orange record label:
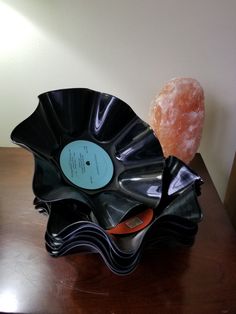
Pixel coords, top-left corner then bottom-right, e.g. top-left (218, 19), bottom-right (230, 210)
top-left (107, 208), bottom-right (154, 235)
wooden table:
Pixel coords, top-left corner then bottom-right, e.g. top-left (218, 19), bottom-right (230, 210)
top-left (0, 148), bottom-right (236, 314)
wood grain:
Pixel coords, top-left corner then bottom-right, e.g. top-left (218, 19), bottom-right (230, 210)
top-left (0, 148), bottom-right (236, 314)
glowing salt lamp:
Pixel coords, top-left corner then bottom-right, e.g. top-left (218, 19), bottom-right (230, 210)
top-left (150, 77), bottom-right (205, 164)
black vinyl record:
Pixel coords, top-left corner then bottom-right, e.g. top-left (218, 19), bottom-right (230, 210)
top-left (11, 88), bottom-right (203, 275)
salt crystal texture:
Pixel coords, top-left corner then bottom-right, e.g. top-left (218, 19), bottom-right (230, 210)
top-left (150, 78), bottom-right (205, 164)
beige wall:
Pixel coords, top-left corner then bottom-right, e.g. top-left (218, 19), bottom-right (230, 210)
top-left (1, 0), bottom-right (236, 200)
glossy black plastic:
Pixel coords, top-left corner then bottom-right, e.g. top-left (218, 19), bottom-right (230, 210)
top-left (11, 88), bottom-right (203, 275)
top-left (11, 88), bottom-right (166, 229)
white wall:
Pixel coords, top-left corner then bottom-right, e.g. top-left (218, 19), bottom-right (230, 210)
top-left (1, 0), bottom-right (236, 200)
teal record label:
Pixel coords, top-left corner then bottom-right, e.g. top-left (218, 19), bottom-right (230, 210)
top-left (60, 140), bottom-right (114, 190)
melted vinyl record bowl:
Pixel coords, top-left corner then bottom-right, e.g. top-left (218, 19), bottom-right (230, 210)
top-left (11, 88), bottom-right (166, 229)
top-left (34, 195), bottom-right (200, 275)
top-left (11, 88), bottom-right (203, 274)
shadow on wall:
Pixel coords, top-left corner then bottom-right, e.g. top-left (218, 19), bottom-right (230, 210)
top-left (2, 0), bottom-right (187, 118)
top-left (200, 94), bottom-right (231, 200)
top-left (3, 1), bottom-right (149, 90)
top-left (224, 153), bottom-right (236, 230)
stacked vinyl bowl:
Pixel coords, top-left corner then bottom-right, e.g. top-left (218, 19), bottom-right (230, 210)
top-left (11, 88), bottom-right (203, 275)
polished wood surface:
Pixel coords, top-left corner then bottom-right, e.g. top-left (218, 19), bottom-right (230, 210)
top-left (1, 148), bottom-right (236, 314)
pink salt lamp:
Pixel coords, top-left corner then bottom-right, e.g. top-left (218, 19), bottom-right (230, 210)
top-left (150, 77), bottom-right (205, 164)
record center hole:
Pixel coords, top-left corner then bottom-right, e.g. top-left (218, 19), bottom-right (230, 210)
top-left (86, 161), bottom-right (91, 166)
